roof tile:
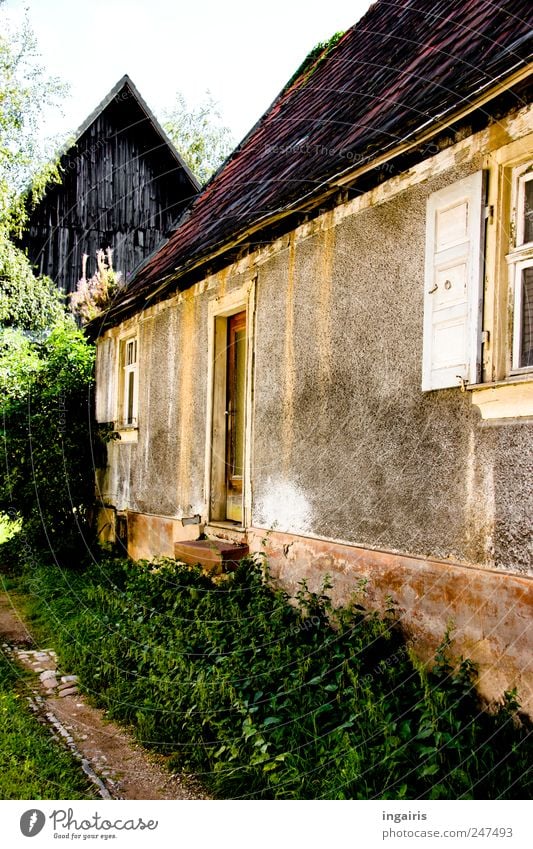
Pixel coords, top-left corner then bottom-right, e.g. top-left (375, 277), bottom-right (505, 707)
top-left (110, 0), bottom-right (533, 320)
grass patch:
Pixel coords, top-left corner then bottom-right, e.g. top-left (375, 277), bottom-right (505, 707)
top-left (13, 553), bottom-right (533, 800)
top-left (0, 649), bottom-right (96, 799)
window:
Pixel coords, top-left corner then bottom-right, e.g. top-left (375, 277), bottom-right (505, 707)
top-left (462, 128), bottom-right (533, 420)
top-left (422, 171), bottom-right (485, 391)
top-left (510, 163), bottom-right (533, 371)
top-left (119, 335), bottom-right (139, 427)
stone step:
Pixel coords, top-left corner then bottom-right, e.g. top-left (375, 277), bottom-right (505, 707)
top-left (174, 539), bottom-right (249, 574)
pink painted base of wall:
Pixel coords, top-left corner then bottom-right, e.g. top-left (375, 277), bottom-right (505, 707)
top-left (96, 507), bottom-right (202, 562)
top-left (246, 528), bottom-right (533, 717)
top-left (128, 512), bottom-right (203, 561)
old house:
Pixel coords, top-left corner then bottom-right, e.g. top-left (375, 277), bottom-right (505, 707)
top-left (94, 0), bottom-right (533, 711)
top-left (22, 75), bottom-right (199, 294)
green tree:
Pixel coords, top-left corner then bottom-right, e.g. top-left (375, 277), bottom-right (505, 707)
top-left (0, 239), bottom-right (65, 331)
top-left (0, 323), bottom-right (95, 558)
top-left (163, 90), bottom-right (235, 185)
top-left (0, 5), bottom-right (96, 561)
top-left (0, 2), bottom-right (65, 227)
top-left (0, 1), bottom-right (66, 329)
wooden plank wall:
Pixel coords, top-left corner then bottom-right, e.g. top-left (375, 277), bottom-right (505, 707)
top-left (22, 92), bottom-right (197, 294)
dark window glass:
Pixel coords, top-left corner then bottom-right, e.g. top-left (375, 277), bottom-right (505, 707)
top-left (127, 371), bottom-right (135, 423)
top-left (520, 266), bottom-right (533, 367)
top-left (524, 179), bottom-right (533, 244)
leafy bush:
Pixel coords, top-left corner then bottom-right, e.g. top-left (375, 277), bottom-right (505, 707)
top-left (0, 3), bottom-right (96, 563)
top-left (18, 554), bottom-right (533, 800)
top-left (0, 320), bottom-right (96, 558)
top-left (0, 237), bottom-right (65, 331)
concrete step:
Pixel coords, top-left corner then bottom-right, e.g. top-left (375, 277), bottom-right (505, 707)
top-left (174, 539), bottom-right (249, 574)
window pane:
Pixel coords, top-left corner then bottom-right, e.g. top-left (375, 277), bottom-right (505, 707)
top-left (127, 370), bottom-right (135, 423)
top-left (520, 266), bottom-right (533, 368)
top-left (524, 179), bottom-right (533, 244)
top-left (126, 340), bottom-right (137, 366)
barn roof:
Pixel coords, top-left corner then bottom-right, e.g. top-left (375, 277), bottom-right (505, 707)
top-left (71, 74), bottom-right (201, 193)
top-left (104, 0), bottom-right (533, 325)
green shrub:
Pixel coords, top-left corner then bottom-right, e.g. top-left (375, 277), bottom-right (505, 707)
top-left (0, 321), bottom-right (95, 559)
top-left (17, 553), bottom-right (532, 800)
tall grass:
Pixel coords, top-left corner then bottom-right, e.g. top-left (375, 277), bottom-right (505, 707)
top-left (17, 554), bottom-right (533, 800)
top-left (0, 649), bottom-right (96, 799)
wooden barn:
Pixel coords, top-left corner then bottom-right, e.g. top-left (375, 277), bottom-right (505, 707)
top-left (21, 75), bottom-right (199, 295)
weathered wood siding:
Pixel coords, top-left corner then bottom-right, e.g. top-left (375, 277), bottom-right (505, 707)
top-left (22, 85), bottom-right (197, 294)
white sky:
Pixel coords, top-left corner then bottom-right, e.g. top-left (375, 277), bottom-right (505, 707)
top-left (3, 0), bottom-right (373, 148)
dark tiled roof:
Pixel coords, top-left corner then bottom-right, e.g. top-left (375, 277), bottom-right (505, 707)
top-left (109, 0), bottom-right (533, 321)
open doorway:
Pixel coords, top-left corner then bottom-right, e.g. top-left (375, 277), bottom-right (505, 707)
top-left (206, 281), bottom-right (255, 527)
top-left (225, 311), bottom-right (246, 522)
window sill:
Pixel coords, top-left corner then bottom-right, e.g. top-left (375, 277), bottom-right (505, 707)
top-left (205, 521), bottom-right (247, 538)
top-left (114, 426), bottom-right (139, 443)
top-left (469, 376), bottom-right (533, 420)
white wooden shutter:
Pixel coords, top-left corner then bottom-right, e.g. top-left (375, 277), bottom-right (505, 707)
top-left (422, 171), bottom-right (485, 391)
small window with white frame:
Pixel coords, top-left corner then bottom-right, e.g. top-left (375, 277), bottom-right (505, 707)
top-left (509, 162), bottom-right (533, 372)
top-left (119, 335), bottom-right (139, 427)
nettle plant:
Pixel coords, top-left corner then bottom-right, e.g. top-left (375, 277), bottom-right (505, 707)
top-left (22, 555), bottom-right (533, 800)
top-left (69, 249), bottom-right (123, 324)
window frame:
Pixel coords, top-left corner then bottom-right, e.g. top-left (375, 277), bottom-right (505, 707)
top-left (512, 163), bottom-right (533, 251)
top-left (509, 160), bottom-right (533, 375)
top-left (118, 333), bottom-right (139, 429)
top-left (511, 259), bottom-right (533, 372)
top-left (469, 129), bottom-right (533, 421)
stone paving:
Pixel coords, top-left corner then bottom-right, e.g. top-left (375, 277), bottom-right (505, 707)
top-left (0, 593), bottom-right (209, 800)
top-left (13, 648), bottom-right (80, 696)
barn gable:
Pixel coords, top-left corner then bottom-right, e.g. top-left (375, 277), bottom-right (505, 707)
top-left (21, 75), bottom-right (199, 294)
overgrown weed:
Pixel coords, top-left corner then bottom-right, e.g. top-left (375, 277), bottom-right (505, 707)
top-left (11, 552), bottom-right (532, 800)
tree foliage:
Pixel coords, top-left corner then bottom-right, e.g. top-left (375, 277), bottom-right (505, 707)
top-left (0, 322), bottom-right (96, 558)
top-left (0, 3), bottom-right (66, 330)
top-left (0, 5), bottom-right (96, 560)
top-left (0, 237), bottom-right (65, 330)
top-left (163, 90), bottom-right (235, 185)
top-left (0, 2), bottom-right (65, 228)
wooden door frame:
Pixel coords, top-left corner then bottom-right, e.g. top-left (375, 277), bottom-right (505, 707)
top-left (204, 279), bottom-right (256, 527)
top-left (226, 310), bottom-right (246, 502)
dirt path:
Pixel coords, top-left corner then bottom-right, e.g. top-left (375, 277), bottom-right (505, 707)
top-left (0, 590), bottom-right (209, 800)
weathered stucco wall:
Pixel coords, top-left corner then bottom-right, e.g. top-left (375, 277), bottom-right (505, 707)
top-left (95, 269), bottom-right (253, 520)
top-left (95, 148), bottom-right (532, 575)
top-left (251, 161), bottom-right (532, 575)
